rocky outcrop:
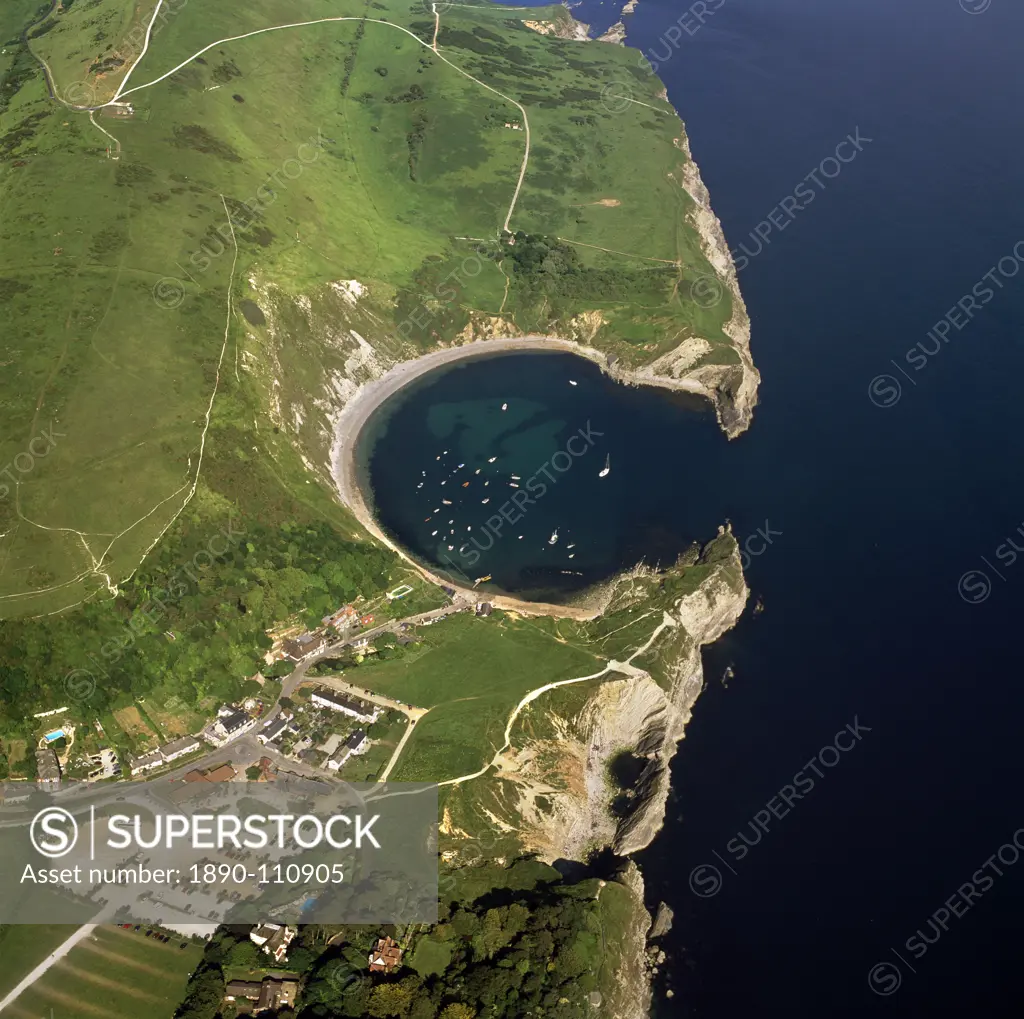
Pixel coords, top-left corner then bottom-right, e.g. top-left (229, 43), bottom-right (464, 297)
top-left (597, 21), bottom-right (627, 44)
top-left (523, 12), bottom-right (591, 41)
top-left (483, 538), bottom-right (748, 862)
top-left (671, 133), bottom-right (761, 437)
top-left (612, 548), bottom-right (748, 855)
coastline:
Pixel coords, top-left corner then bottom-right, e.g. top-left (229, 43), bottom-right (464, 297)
top-left (312, 12), bottom-right (756, 1013)
top-left (328, 333), bottom-right (713, 621)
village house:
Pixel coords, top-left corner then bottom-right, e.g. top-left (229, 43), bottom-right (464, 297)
top-left (128, 747), bottom-right (164, 775)
top-left (322, 604), bottom-right (358, 630)
top-left (310, 688), bottom-right (378, 722)
top-left (224, 977), bottom-right (298, 1013)
top-left (326, 729), bottom-right (368, 772)
top-left (249, 923), bottom-right (296, 963)
top-left (167, 763), bottom-right (237, 803)
top-left (281, 631), bottom-right (328, 662)
top-left (256, 977), bottom-right (298, 1012)
top-left (204, 705), bottom-right (258, 746)
top-left (257, 714), bottom-right (289, 745)
top-left (224, 980), bottom-right (262, 1003)
top-left (368, 935), bottom-right (403, 973)
top-left (129, 734), bottom-right (203, 774)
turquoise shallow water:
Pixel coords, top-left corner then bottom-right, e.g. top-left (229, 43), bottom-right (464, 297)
top-left (358, 350), bottom-right (726, 601)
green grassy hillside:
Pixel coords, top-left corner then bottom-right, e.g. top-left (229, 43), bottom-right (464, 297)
top-left (2, 0), bottom-right (741, 618)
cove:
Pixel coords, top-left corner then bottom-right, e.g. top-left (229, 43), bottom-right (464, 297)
top-left (355, 350), bottom-right (731, 601)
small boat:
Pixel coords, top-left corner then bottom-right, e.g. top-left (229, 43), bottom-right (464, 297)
top-left (474, 575), bottom-right (492, 585)
top-left (484, 481), bottom-right (490, 487)
top-left (568, 554), bottom-right (575, 559)
top-left (501, 403), bottom-right (508, 411)
top-left (416, 483), bottom-right (423, 489)
top-left (424, 517), bottom-right (431, 522)
top-left (475, 469), bottom-right (481, 475)
top-left (441, 480), bottom-right (447, 486)
top-left (518, 535), bottom-right (523, 540)
top-left (436, 456), bottom-right (440, 461)
top-left (569, 380), bottom-right (577, 386)
top-left (457, 463), bottom-right (465, 469)
top-left (567, 543), bottom-right (575, 549)
top-left (482, 498), bottom-right (490, 505)
top-left (548, 529), bottom-right (559, 545)
top-left (462, 481), bottom-right (470, 488)
top-left (467, 526), bottom-right (472, 532)
top-left (433, 507), bottom-right (440, 513)
top-left (511, 474), bottom-right (521, 480)
top-left (509, 483), bottom-right (519, 488)
top-left (599, 454), bottom-right (610, 478)
top-left (442, 499), bottom-right (452, 505)
top-left (431, 530), bottom-right (438, 536)
top-left (488, 457), bottom-right (497, 463)
top-left (447, 545), bottom-right (454, 551)
top-left (448, 519), bottom-right (454, 523)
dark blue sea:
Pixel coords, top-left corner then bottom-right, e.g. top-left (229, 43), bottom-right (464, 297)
top-left (364, 0), bottom-right (1024, 1014)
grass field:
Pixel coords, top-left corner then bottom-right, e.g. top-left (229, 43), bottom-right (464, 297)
top-left (5, 925), bottom-right (203, 1019)
top-left (0, 925), bottom-right (77, 999)
top-left (349, 611), bottom-right (604, 781)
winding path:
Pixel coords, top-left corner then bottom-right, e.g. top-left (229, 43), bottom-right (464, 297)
top-left (107, 7), bottom-right (531, 234)
top-left (435, 611), bottom-right (676, 788)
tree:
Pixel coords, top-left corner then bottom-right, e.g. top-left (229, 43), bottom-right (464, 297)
top-left (174, 965), bottom-right (224, 1019)
top-left (439, 1004), bottom-right (476, 1019)
top-left (287, 945), bottom-right (315, 971)
top-left (228, 939), bottom-right (261, 969)
top-left (368, 983), bottom-right (414, 1018)
top-left (245, 765), bottom-right (262, 781)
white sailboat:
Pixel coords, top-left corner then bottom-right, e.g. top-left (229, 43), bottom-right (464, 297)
top-left (599, 454), bottom-right (610, 478)
top-left (548, 529), bottom-right (559, 545)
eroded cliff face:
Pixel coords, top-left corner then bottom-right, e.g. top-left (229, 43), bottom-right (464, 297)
top-left (670, 133), bottom-right (761, 438)
top-left (481, 540), bottom-right (748, 863)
